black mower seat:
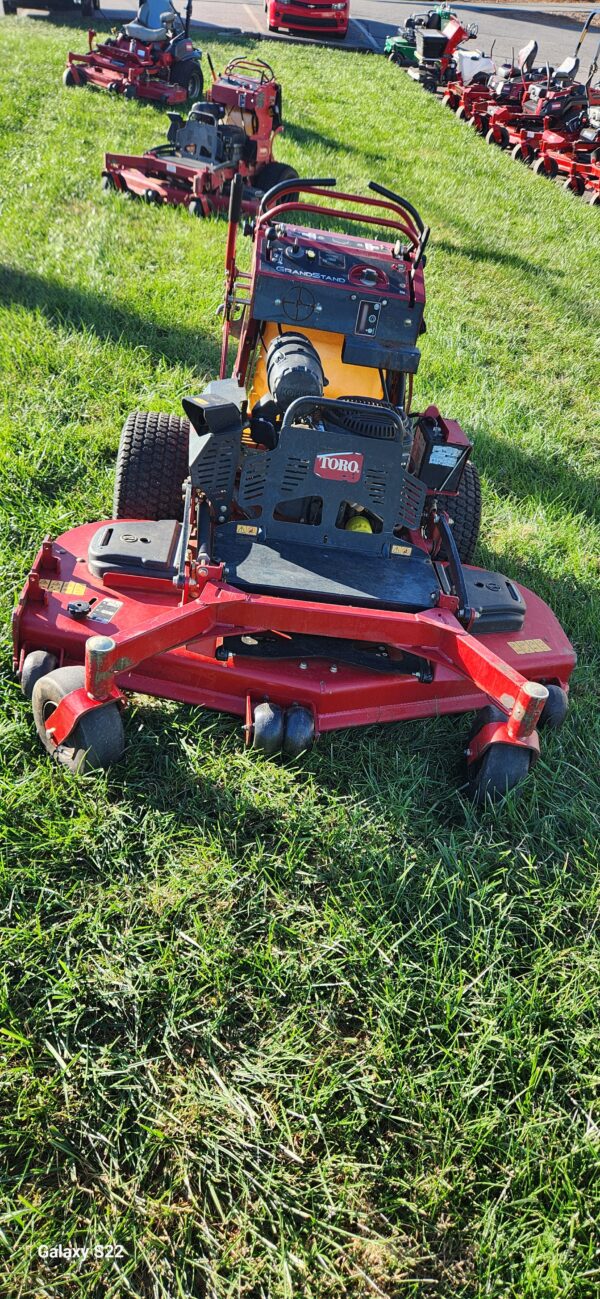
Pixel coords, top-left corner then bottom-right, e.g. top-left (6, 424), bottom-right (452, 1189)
top-left (213, 532), bottom-right (439, 612)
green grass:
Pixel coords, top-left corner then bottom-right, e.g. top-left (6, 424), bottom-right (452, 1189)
top-left (1, 15), bottom-right (600, 1298)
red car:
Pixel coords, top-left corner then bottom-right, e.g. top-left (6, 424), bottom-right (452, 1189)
top-left (265, 0), bottom-right (349, 39)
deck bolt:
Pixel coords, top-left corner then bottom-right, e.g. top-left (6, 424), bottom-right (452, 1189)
top-left (330, 665), bottom-right (338, 674)
top-left (299, 662), bottom-right (307, 670)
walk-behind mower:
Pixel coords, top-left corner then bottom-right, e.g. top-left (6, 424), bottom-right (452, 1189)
top-left (406, 13), bottom-right (484, 92)
top-left (102, 57), bottom-right (297, 216)
top-left (63, 0), bottom-right (203, 105)
top-left (13, 179), bottom-right (575, 801)
top-left (385, 6), bottom-right (453, 67)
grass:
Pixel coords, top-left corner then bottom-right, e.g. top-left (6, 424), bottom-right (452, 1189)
top-left (0, 14), bottom-right (599, 1298)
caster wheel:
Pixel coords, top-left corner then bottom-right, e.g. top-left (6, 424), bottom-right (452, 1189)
top-left (31, 667), bottom-right (124, 773)
top-left (485, 127), bottom-right (498, 146)
top-left (588, 191), bottom-right (600, 206)
top-left (282, 706), bottom-right (315, 758)
top-left (124, 85), bottom-right (138, 100)
top-left (145, 188), bottom-right (159, 204)
top-left (101, 173), bottom-right (116, 192)
top-left (538, 684), bottom-right (568, 730)
top-left (533, 157), bottom-right (552, 178)
top-left (123, 187), bottom-right (136, 200)
top-left (252, 702), bottom-right (284, 756)
top-left (465, 706), bottom-right (531, 804)
top-left (21, 650), bottom-right (58, 700)
top-left (63, 68), bottom-right (78, 88)
top-left (467, 742), bottom-right (531, 805)
top-left (472, 114), bottom-right (488, 135)
top-left (456, 105), bottom-right (467, 121)
top-left (108, 80), bottom-right (121, 94)
top-left (188, 200), bottom-right (204, 217)
top-left (511, 143), bottom-right (532, 164)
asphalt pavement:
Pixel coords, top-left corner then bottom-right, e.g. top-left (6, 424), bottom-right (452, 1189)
top-left (5, 0), bottom-right (599, 77)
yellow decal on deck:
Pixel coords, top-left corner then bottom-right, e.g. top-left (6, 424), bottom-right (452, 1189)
top-left (508, 639), bottom-right (551, 655)
top-left (391, 544), bottom-right (412, 556)
top-left (237, 524), bottom-right (259, 537)
top-left (39, 580), bottom-right (87, 596)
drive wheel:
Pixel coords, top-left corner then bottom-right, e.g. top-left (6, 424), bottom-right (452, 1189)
top-left (21, 650), bottom-right (59, 700)
top-left (175, 61), bottom-right (204, 103)
top-left (254, 161), bottom-right (299, 202)
top-left (32, 667), bottom-right (124, 773)
top-left (252, 702), bottom-right (284, 755)
top-left (113, 411), bottom-right (190, 522)
top-left (439, 461), bottom-right (482, 565)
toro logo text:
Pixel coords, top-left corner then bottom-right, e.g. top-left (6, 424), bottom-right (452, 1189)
top-left (313, 452), bottom-right (364, 483)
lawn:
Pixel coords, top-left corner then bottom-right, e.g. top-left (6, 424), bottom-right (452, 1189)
top-left (0, 15), bottom-right (599, 1298)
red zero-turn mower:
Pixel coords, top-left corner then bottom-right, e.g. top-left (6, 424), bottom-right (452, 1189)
top-left (13, 178), bottom-right (575, 801)
top-left (533, 112), bottom-right (600, 199)
top-left (485, 26), bottom-right (600, 160)
top-left (443, 40), bottom-right (549, 134)
top-left (102, 57), bottom-right (297, 216)
top-left (63, 0), bottom-right (203, 105)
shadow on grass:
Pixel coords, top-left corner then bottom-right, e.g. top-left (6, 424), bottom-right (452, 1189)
top-left (471, 424), bottom-right (600, 528)
top-left (0, 264), bottom-right (222, 377)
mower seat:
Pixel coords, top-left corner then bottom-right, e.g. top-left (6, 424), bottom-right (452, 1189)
top-left (553, 56), bottom-right (578, 81)
top-left (124, 20), bottom-right (170, 41)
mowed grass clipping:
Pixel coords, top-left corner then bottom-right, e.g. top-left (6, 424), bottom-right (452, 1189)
top-left (0, 15), bottom-right (599, 1298)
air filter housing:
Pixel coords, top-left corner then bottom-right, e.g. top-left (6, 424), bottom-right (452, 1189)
top-left (266, 332), bottom-right (325, 412)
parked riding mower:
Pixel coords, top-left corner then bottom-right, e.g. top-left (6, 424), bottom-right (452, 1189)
top-left (443, 40), bottom-right (546, 132)
top-left (102, 57), bottom-right (296, 216)
top-left (485, 23), bottom-right (600, 160)
top-left (406, 13), bottom-right (482, 92)
top-left (13, 178), bottom-right (575, 801)
top-left (385, 6), bottom-right (453, 67)
top-left (533, 110), bottom-right (600, 199)
top-left (63, 0), bottom-right (203, 105)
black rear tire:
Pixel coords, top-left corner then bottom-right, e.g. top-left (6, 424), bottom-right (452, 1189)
top-left (254, 162), bottom-right (299, 203)
top-left (32, 667), bottom-right (124, 773)
top-left (113, 412), bottom-right (190, 522)
top-left (439, 461), bottom-right (482, 565)
top-left (174, 61), bottom-right (204, 103)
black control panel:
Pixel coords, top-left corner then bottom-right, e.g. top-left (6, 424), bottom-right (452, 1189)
top-left (252, 223), bottom-right (426, 373)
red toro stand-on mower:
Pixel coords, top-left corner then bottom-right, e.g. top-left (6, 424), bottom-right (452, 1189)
top-left (13, 178), bottom-right (575, 802)
top-left (102, 57), bottom-right (297, 216)
top-left (63, 0), bottom-right (203, 105)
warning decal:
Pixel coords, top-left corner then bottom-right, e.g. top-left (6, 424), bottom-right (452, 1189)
top-left (508, 639), bottom-right (551, 655)
top-left (39, 580), bottom-right (86, 596)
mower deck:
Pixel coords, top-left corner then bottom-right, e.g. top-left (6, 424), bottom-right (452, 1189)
top-left (14, 524), bottom-right (575, 737)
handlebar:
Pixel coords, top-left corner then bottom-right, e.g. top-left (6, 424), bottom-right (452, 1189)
top-left (257, 177), bottom-right (426, 249)
top-left (223, 57), bottom-right (276, 82)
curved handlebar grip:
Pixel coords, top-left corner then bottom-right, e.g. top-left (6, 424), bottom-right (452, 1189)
top-left (228, 172), bottom-right (244, 226)
top-left (258, 177), bottom-right (337, 215)
top-left (367, 181), bottom-right (424, 233)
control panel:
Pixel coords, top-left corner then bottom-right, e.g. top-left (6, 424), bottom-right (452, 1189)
top-left (251, 223), bottom-right (426, 373)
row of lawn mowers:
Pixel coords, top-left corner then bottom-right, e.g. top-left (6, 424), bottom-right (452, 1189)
top-left (63, 0), bottom-right (299, 213)
top-left (386, 7), bottom-right (600, 203)
top-left (11, 5), bottom-right (577, 802)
